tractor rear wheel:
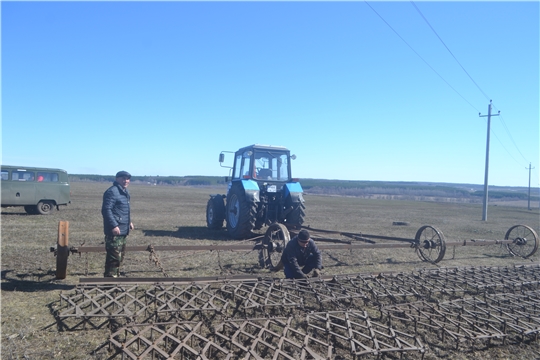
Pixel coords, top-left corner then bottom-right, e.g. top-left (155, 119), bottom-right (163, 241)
top-left (226, 186), bottom-right (257, 239)
top-left (206, 196), bottom-right (225, 229)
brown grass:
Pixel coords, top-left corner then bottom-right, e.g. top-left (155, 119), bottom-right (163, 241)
top-left (1, 182), bottom-right (539, 359)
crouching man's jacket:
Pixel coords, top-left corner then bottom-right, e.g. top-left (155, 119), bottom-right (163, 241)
top-left (281, 237), bottom-right (322, 278)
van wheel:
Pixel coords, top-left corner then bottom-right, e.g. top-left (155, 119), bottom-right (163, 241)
top-left (24, 205), bottom-right (38, 215)
top-left (36, 201), bottom-right (55, 215)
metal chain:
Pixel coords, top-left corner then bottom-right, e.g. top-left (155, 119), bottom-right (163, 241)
top-left (217, 250), bottom-right (223, 272)
top-left (147, 245), bottom-right (169, 277)
top-left (79, 240), bottom-right (89, 276)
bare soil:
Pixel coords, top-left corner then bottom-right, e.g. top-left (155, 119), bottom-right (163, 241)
top-left (1, 182), bottom-right (539, 359)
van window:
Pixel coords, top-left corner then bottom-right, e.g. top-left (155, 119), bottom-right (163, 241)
top-left (12, 171), bottom-right (35, 181)
top-left (1, 171), bottom-right (8, 181)
top-left (37, 172), bottom-right (59, 182)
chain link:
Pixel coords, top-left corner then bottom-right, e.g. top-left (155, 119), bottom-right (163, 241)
top-left (85, 253), bottom-right (89, 276)
top-left (147, 245), bottom-right (169, 277)
top-left (78, 240), bottom-right (89, 276)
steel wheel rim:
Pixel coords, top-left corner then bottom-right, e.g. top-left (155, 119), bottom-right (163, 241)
top-left (262, 223), bottom-right (290, 271)
top-left (505, 225), bottom-right (539, 259)
top-left (268, 228), bottom-right (285, 269)
top-left (416, 225), bottom-right (446, 263)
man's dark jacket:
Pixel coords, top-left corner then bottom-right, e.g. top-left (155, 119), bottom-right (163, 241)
top-left (102, 181), bottom-right (131, 236)
top-left (281, 237), bottom-right (322, 278)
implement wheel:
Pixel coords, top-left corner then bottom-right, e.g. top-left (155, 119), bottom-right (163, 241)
top-left (415, 225), bottom-right (446, 264)
top-left (505, 224), bottom-right (538, 259)
top-left (259, 223), bottom-right (290, 271)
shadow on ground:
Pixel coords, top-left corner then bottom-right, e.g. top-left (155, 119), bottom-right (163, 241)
top-left (1, 269), bottom-right (75, 292)
top-left (142, 226), bottom-right (262, 241)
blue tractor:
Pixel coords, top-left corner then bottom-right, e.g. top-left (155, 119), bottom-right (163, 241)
top-left (206, 144), bottom-right (305, 239)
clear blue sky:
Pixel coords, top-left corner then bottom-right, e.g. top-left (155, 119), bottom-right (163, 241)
top-left (2, 1), bottom-right (538, 187)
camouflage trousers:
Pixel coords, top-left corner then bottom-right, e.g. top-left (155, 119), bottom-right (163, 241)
top-left (104, 235), bottom-right (127, 277)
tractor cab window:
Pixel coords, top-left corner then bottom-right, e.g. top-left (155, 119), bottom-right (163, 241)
top-left (233, 153), bottom-right (252, 179)
top-left (253, 151), bottom-right (290, 181)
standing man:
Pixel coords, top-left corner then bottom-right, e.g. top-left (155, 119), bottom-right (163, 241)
top-left (102, 171), bottom-right (134, 277)
top-left (281, 229), bottom-right (323, 279)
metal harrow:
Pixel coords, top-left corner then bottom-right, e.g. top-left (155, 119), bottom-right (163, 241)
top-left (108, 313), bottom-right (427, 359)
top-left (52, 221), bottom-right (538, 279)
top-left (55, 265), bottom-right (540, 358)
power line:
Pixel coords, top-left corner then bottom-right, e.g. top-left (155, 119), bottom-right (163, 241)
top-left (484, 118), bottom-right (524, 167)
top-left (410, 1), bottom-right (532, 167)
top-left (367, 1), bottom-right (534, 172)
top-left (410, 1), bottom-right (491, 102)
top-left (526, 163), bottom-right (535, 210)
top-left (363, 1), bottom-right (480, 114)
top-left (491, 105), bottom-right (530, 164)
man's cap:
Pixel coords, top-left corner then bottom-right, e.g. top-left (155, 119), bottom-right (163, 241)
top-left (298, 229), bottom-right (310, 242)
top-left (116, 171), bottom-right (131, 179)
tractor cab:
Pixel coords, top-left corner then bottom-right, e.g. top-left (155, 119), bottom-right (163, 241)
top-left (230, 145), bottom-right (294, 183)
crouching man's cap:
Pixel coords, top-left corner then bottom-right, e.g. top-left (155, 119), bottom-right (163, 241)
top-left (298, 229), bottom-right (310, 243)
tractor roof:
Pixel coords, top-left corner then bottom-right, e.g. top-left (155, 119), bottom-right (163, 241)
top-left (237, 144), bottom-right (290, 152)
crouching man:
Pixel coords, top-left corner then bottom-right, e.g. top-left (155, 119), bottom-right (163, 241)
top-left (281, 229), bottom-right (322, 279)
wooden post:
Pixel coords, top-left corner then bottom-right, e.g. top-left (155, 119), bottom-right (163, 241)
top-left (56, 221), bottom-right (70, 279)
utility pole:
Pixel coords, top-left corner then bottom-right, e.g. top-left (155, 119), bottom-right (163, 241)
top-left (526, 163), bottom-right (535, 211)
top-left (479, 100), bottom-right (500, 221)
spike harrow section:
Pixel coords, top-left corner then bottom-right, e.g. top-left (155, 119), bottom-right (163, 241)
top-left (383, 290), bottom-right (540, 349)
top-left (109, 314), bottom-right (427, 359)
top-left (56, 264), bottom-right (540, 357)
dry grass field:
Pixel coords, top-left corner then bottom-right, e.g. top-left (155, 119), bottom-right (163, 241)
top-left (1, 182), bottom-right (539, 359)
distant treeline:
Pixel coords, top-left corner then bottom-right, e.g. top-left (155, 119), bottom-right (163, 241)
top-left (69, 174), bottom-right (224, 187)
top-left (69, 174), bottom-right (539, 202)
